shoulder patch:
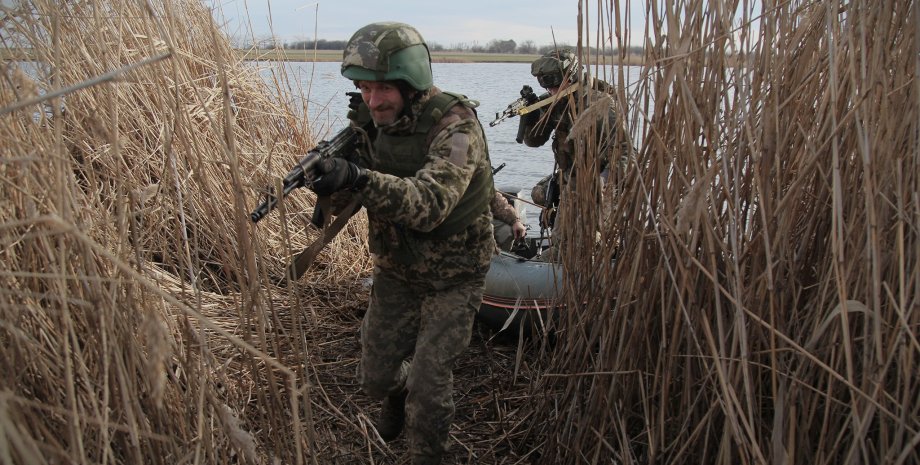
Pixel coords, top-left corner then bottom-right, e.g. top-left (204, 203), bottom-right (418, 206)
top-left (426, 105), bottom-right (470, 147)
top-left (447, 132), bottom-right (471, 167)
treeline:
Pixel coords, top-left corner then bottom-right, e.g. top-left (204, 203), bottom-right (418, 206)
top-left (236, 37), bottom-right (642, 56)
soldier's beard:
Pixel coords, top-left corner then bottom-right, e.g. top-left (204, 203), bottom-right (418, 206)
top-left (370, 105), bottom-right (401, 126)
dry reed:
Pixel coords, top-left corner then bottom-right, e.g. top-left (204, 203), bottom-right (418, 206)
top-left (0, 0), bottom-right (373, 463)
top-left (529, 0), bottom-right (919, 464)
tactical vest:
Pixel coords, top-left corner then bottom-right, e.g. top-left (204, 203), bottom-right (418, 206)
top-left (365, 91), bottom-right (494, 240)
top-left (551, 82), bottom-right (614, 178)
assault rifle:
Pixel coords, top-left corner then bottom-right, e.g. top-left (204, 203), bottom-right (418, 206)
top-left (489, 85), bottom-right (549, 127)
top-left (250, 126), bottom-right (359, 223)
top-left (488, 83), bottom-right (581, 127)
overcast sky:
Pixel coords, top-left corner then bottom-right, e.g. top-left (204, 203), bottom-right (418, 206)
top-left (209, 0), bottom-right (646, 47)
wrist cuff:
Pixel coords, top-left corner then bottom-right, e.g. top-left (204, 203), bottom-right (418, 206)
top-left (350, 167), bottom-right (369, 192)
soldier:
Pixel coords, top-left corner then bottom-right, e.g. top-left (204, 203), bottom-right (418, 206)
top-left (307, 22), bottom-right (495, 465)
top-left (517, 48), bottom-right (628, 259)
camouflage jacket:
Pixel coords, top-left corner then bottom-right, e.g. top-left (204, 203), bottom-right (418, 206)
top-left (351, 87), bottom-right (495, 288)
top-left (519, 78), bottom-right (629, 179)
top-left (490, 191), bottom-right (519, 226)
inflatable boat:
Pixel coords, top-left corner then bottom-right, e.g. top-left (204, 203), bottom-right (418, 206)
top-left (477, 251), bottom-right (563, 337)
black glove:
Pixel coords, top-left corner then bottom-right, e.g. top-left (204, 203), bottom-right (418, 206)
top-left (520, 85), bottom-right (539, 105)
top-left (310, 158), bottom-right (368, 196)
top-left (516, 87), bottom-right (542, 143)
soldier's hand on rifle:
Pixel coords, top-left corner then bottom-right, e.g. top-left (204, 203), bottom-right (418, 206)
top-left (311, 159), bottom-right (368, 196)
top-left (520, 85), bottom-right (539, 105)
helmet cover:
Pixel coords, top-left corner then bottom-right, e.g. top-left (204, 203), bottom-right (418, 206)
top-left (531, 48), bottom-right (579, 88)
top-left (341, 22), bottom-right (433, 91)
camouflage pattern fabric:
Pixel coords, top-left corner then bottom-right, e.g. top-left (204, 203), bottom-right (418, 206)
top-left (345, 86), bottom-right (493, 462)
top-left (518, 77), bottom-right (631, 262)
top-left (531, 54), bottom-right (565, 78)
top-left (519, 78), bottom-right (628, 177)
top-left (490, 191), bottom-right (519, 251)
top-left (530, 49), bottom-right (579, 89)
top-left (358, 268), bottom-right (483, 461)
top-left (357, 87), bottom-right (495, 287)
top-left (342, 22), bottom-right (425, 74)
top-left (489, 191), bottom-right (518, 225)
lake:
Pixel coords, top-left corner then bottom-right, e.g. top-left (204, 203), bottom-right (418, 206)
top-left (259, 61), bottom-right (640, 226)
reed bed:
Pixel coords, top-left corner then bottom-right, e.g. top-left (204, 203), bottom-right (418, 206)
top-left (532, 0), bottom-right (919, 464)
top-left (0, 0), bottom-right (377, 463)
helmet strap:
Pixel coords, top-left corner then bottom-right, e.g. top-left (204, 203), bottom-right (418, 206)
top-left (395, 80), bottom-right (421, 118)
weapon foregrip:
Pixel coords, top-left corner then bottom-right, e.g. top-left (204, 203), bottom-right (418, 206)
top-left (250, 126), bottom-right (360, 224)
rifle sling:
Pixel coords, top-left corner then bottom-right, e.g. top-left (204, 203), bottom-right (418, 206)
top-left (518, 82), bottom-right (580, 116)
top-left (286, 197), bottom-right (361, 282)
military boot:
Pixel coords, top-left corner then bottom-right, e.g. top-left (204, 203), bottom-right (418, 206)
top-left (375, 392), bottom-right (407, 442)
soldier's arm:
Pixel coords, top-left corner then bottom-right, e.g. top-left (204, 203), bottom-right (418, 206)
top-left (490, 191), bottom-right (518, 225)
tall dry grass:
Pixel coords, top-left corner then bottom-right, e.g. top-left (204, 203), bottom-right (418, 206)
top-left (531, 0), bottom-right (919, 464)
top-left (0, 0), bottom-right (371, 464)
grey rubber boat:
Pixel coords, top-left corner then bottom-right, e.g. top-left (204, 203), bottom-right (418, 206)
top-left (478, 251), bottom-right (563, 337)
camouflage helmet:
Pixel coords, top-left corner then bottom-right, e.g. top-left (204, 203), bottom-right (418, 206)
top-left (341, 22), bottom-right (433, 91)
top-left (531, 48), bottom-right (579, 88)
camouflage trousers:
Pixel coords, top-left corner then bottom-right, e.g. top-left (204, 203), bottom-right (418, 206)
top-left (359, 267), bottom-right (486, 460)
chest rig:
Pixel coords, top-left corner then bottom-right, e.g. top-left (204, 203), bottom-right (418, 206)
top-left (355, 91), bottom-right (494, 262)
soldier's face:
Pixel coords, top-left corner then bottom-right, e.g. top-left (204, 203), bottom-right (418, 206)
top-left (358, 81), bottom-right (405, 126)
top-left (546, 79), bottom-right (570, 96)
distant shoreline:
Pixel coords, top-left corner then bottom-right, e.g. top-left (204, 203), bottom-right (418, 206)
top-left (237, 48), bottom-right (646, 65)
top-left (1, 47), bottom-right (646, 65)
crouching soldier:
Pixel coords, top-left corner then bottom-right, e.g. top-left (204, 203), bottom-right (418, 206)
top-left (308, 22), bottom-right (496, 465)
